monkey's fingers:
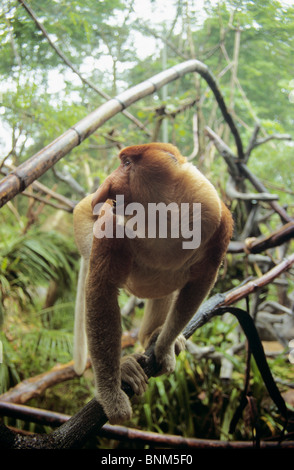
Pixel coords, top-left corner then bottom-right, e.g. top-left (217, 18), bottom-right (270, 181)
top-left (174, 334), bottom-right (186, 355)
top-left (121, 354), bottom-right (149, 395)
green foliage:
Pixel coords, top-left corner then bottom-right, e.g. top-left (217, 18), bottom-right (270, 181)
top-left (137, 352), bottom-right (197, 437)
top-left (0, 227), bottom-right (77, 308)
top-left (0, 0), bottom-right (293, 446)
top-left (0, 222), bottom-right (78, 395)
top-left (0, 333), bottom-right (21, 394)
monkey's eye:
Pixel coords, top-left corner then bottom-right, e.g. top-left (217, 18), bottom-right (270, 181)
top-left (122, 158), bottom-right (131, 167)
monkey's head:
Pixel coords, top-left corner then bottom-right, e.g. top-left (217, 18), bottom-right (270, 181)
top-left (92, 143), bottom-right (188, 212)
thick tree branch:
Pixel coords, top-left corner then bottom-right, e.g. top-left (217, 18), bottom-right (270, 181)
top-left (1, 166), bottom-right (75, 211)
top-left (229, 221), bottom-right (294, 254)
top-left (0, 362), bottom-right (86, 404)
top-left (204, 126), bottom-right (241, 177)
top-left (0, 401), bottom-right (293, 449)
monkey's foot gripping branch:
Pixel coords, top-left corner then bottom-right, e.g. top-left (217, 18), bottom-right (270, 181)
top-left (121, 355), bottom-right (149, 396)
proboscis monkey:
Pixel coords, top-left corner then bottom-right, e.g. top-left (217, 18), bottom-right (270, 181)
top-left (73, 143), bottom-right (233, 424)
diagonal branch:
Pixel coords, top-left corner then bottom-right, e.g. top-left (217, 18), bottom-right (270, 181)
top-left (0, 59), bottom-right (244, 207)
top-left (229, 221), bottom-right (294, 254)
top-left (17, 0), bottom-right (151, 137)
top-left (205, 126), bottom-right (293, 224)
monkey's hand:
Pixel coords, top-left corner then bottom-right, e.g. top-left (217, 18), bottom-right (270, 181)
top-left (99, 355), bottom-right (148, 424)
top-left (98, 388), bottom-right (133, 425)
top-left (149, 330), bottom-right (186, 376)
top-left (121, 354), bottom-right (149, 395)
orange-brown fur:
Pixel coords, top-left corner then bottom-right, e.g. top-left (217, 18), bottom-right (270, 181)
top-left (73, 143), bottom-right (233, 424)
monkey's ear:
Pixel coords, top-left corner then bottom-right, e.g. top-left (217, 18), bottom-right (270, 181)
top-left (91, 179), bottom-right (111, 210)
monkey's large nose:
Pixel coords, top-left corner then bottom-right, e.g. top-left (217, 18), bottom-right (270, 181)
top-left (91, 178), bottom-right (111, 209)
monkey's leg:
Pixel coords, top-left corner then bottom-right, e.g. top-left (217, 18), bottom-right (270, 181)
top-left (153, 208), bottom-right (233, 375)
top-left (153, 270), bottom-right (218, 375)
top-left (138, 294), bottom-right (177, 349)
top-left (119, 296), bottom-right (177, 393)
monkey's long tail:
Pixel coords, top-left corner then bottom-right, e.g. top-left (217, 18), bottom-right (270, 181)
top-left (73, 257), bottom-right (88, 375)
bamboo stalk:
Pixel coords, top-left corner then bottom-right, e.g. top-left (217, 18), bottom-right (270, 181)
top-left (0, 59), bottom-right (243, 208)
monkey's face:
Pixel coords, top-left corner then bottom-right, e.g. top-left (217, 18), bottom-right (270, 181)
top-left (91, 143), bottom-right (187, 212)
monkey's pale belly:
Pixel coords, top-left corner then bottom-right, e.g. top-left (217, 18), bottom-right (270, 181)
top-left (124, 269), bottom-right (188, 299)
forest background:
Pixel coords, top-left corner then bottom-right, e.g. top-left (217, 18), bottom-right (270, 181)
top-left (0, 0), bottom-right (294, 448)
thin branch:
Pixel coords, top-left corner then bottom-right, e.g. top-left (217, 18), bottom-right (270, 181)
top-left (224, 253), bottom-right (294, 306)
top-left (187, 113), bottom-right (199, 161)
top-left (0, 148), bottom-right (16, 172)
top-left (51, 167), bottom-right (87, 198)
top-left (245, 124), bottom-right (292, 161)
top-left (205, 126), bottom-right (293, 223)
top-left (21, 190), bottom-right (74, 212)
top-left (0, 125), bottom-right (22, 171)
top-left (17, 0), bottom-right (151, 137)
top-left (137, 23), bottom-right (189, 60)
top-left (245, 123), bottom-right (261, 160)
top-left (220, 41), bottom-right (260, 125)
top-left (250, 134), bottom-right (292, 151)
top-left (226, 176), bottom-right (279, 201)
top-left (30, 178), bottom-right (75, 209)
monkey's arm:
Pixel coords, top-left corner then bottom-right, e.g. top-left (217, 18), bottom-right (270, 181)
top-left (85, 235), bottom-right (147, 424)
